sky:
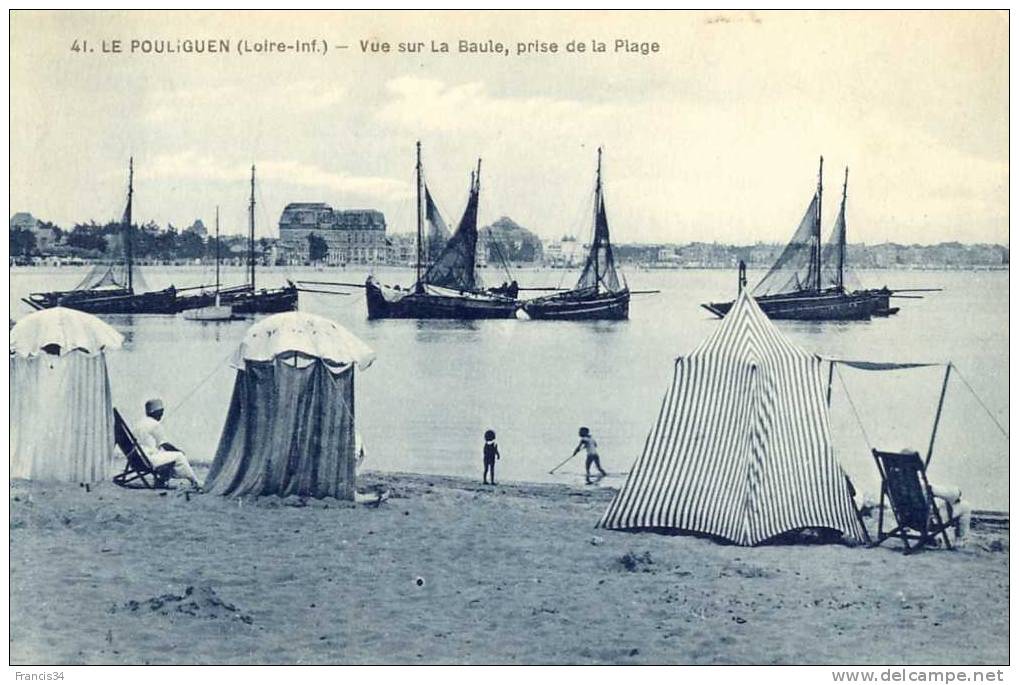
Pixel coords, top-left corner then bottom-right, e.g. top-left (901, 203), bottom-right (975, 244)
top-left (9, 10), bottom-right (1009, 245)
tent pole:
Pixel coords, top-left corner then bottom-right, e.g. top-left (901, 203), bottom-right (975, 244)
top-left (924, 363), bottom-right (952, 468)
top-left (826, 359), bottom-right (835, 407)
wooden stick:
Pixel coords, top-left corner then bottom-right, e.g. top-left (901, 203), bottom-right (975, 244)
top-left (549, 452), bottom-right (579, 474)
top-left (924, 363), bottom-right (952, 468)
top-left (630, 289), bottom-right (661, 294)
top-left (826, 359), bottom-right (835, 407)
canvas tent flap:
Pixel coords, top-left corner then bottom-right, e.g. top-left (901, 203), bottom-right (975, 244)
top-left (599, 290), bottom-right (865, 545)
top-left (826, 359), bottom-right (945, 371)
top-left (205, 357), bottom-right (356, 499)
top-left (10, 351), bottom-right (116, 482)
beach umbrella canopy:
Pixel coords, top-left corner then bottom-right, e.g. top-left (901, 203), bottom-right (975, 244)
top-left (9, 307), bottom-right (123, 357)
top-left (231, 311), bottom-right (375, 369)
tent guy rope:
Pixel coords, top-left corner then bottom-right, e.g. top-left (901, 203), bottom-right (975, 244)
top-left (951, 364), bottom-right (1009, 440)
top-left (833, 364), bottom-right (875, 452)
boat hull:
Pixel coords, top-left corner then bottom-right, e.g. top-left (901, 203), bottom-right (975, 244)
top-left (702, 288), bottom-right (892, 321)
top-left (522, 288), bottom-right (630, 321)
top-left (365, 278), bottom-right (518, 320)
top-left (182, 305), bottom-right (233, 321)
top-left (22, 287), bottom-right (179, 315)
top-left (176, 283), bottom-right (299, 315)
top-left (227, 285), bottom-right (299, 314)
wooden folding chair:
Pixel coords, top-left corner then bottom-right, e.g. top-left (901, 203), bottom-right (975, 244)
top-left (111, 408), bottom-right (175, 489)
top-left (871, 449), bottom-right (957, 553)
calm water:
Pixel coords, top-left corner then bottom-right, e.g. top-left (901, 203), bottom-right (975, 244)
top-left (9, 265), bottom-right (1009, 509)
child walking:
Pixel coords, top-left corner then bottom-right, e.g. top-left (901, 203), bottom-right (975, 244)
top-left (572, 426), bottom-right (607, 484)
top-left (483, 429), bottom-right (500, 485)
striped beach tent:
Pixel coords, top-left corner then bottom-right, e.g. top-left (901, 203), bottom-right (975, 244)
top-left (599, 289), bottom-right (864, 545)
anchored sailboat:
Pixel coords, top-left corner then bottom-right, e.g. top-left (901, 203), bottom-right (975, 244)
top-left (521, 148), bottom-right (630, 320)
top-left (365, 143), bottom-right (519, 319)
top-left (23, 158), bottom-right (179, 314)
top-left (182, 206), bottom-right (233, 321)
top-left (703, 158), bottom-right (895, 321)
top-left (177, 166), bottom-right (298, 315)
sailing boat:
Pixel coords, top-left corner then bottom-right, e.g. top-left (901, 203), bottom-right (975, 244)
top-left (23, 158), bottom-right (179, 314)
top-left (182, 207), bottom-right (233, 321)
top-left (177, 166), bottom-right (298, 315)
top-left (521, 148), bottom-right (630, 320)
top-left (702, 158), bottom-right (894, 321)
top-left (365, 143), bottom-right (519, 320)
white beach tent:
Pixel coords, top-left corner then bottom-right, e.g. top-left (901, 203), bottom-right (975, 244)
top-left (599, 290), bottom-right (865, 545)
top-left (10, 307), bottom-right (123, 483)
top-left (205, 311), bottom-right (375, 500)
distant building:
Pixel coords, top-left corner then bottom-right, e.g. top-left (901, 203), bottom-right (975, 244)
top-left (544, 235), bottom-right (586, 267)
top-left (386, 233), bottom-right (416, 265)
top-left (10, 212), bottom-right (57, 250)
top-left (278, 202), bottom-right (387, 265)
top-left (10, 212), bottom-right (38, 232)
top-left (657, 246), bottom-right (680, 263)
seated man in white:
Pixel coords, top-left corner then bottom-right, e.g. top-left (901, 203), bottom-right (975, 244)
top-left (134, 398), bottom-right (201, 489)
top-left (930, 483), bottom-right (972, 546)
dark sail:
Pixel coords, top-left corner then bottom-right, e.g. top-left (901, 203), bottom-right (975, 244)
top-left (819, 167), bottom-right (860, 292)
top-left (424, 186), bottom-right (451, 265)
top-left (72, 159), bottom-right (147, 293)
top-left (753, 194), bottom-right (821, 296)
top-left (819, 196), bottom-right (845, 290)
top-left (575, 191), bottom-right (622, 293)
top-left (754, 157), bottom-right (825, 297)
top-left (520, 147), bottom-right (630, 320)
top-left (421, 165), bottom-right (483, 292)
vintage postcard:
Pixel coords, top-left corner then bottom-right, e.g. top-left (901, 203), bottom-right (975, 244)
top-left (8, 10), bottom-right (1009, 671)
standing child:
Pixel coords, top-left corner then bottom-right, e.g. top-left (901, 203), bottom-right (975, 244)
top-left (573, 426), bottom-right (607, 484)
top-left (483, 429), bottom-right (500, 485)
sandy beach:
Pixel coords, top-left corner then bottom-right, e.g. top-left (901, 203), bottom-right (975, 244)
top-left (10, 471), bottom-right (1008, 665)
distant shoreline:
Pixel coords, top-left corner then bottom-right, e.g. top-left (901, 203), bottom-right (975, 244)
top-left (7, 263), bottom-right (1010, 272)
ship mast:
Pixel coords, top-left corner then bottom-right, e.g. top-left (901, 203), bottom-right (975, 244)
top-left (249, 165), bottom-right (256, 290)
top-left (475, 158), bottom-right (482, 288)
top-left (215, 205), bottom-right (220, 293)
top-left (837, 167), bottom-right (848, 292)
top-left (125, 157), bottom-right (134, 293)
top-left (594, 147), bottom-right (602, 292)
top-left (415, 141), bottom-right (423, 291)
top-left (814, 155), bottom-right (823, 292)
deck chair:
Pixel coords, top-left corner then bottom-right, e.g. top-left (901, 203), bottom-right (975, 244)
top-left (112, 408), bottom-right (175, 489)
top-left (871, 449), bottom-right (957, 553)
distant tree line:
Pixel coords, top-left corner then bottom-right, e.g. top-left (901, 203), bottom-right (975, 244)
top-left (9, 219), bottom-right (266, 262)
top-left (10, 228), bottom-right (36, 256)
